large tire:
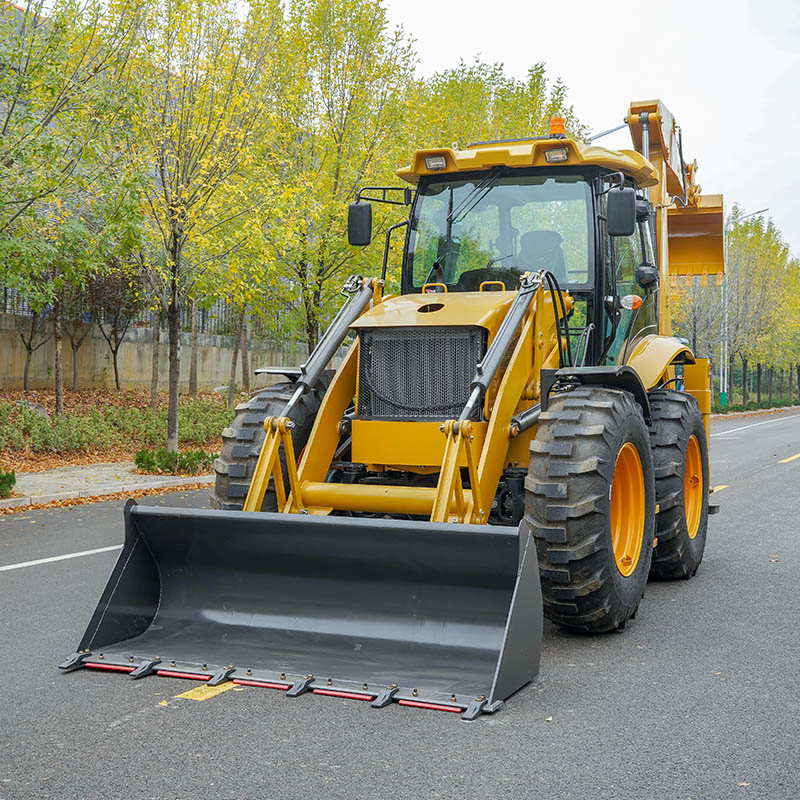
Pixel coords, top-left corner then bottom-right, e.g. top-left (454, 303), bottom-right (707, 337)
top-left (648, 389), bottom-right (709, 579)
top-left (525, 387), bottom-right (656, 633)
top-left (211, 374), bottom-right (332, 511)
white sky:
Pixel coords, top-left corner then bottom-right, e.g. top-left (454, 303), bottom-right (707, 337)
top-left (384, 0), bottom-right (800, 257)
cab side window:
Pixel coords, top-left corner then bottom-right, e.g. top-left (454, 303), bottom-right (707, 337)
top-left (605, 218), bottom-right (657, 364)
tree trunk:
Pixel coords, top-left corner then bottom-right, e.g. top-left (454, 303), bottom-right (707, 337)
top-left (189, 298), bottom-right (199, 396)
top-left (166, 298), bottom-right (181, 453)
top-left (53, 296), bottom-right (64, 416)
top-left (227, 310), bottom-right (244, 407)
top-left (757, 363), bottom-right (762, 404)
top-left (71, 344), bottom-right (79, 391)
top-left (240, 309), bottom-right (250, 391)
top-left (768, 367), bottom-right (774, 406)
top-left (797, 364), bottom-right (800, 402)
top-left (112, 347), bottom-right (121, 391)
top-left (150, 309), bottom-right (160, 412)
top-left (304, 283), bottom-right (322, 355)
top-left (728, 350), bottom-right (735, 407)
top-left (741, 358), bottom-right (748, 406)
top-left (23, 350), bottom-right (32, 391)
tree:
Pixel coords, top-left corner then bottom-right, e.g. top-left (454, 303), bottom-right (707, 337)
top-left (14, 310), bottom-right (52, 391)
top-left (124, 0), bottom-right (286, 450)
top-left (256, 0), bottom-right (416, 352)
top-left (0, 0), bottom-right (140, 233)
top-left (62, 282), bottom-right (93, 391)
top-left (409, 59), bottom-right (588, 150)
top-left (90, 266), bottom-right (142, 389)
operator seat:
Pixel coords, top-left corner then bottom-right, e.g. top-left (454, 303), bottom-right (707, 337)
top-left (518, 230), bottom-right (568, 284)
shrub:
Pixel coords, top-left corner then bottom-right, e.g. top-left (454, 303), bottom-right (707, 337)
top-left (135, 447), bottom-right (217, 475)
top-left (0, 469), bottom-right (15, 498)
top-left (0, 402), bottom-right (24, 450)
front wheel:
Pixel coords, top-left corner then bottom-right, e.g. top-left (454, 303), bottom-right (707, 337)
top-left (211, 374), bottom-right (331, 511)
top-left (525, 387), bottom-right (655, 633)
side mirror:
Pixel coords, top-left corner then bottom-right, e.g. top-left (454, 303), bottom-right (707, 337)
top-left (635, 264), bottom-right (659, 288)
top-left (348, 201), bottom-right (372, 246)
top-left (607, 186), bottom-right (636, 237)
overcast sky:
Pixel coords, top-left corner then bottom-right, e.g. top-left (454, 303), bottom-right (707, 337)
top-left (384, 0), bottom-right (800, 258)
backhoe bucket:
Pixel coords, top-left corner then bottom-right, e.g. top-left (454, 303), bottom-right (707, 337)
top-left (60, 501), bottom-right (542, 720)
top-left (667, 194), bottom-right (725, 281)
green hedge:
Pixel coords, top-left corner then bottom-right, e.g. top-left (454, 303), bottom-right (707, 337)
top-left (134, 448), bottom-right (217, 475)
top-left (712, 396), bottom-right (799, 413)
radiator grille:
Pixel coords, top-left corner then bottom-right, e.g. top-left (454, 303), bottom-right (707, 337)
top-left (357, 326), bottom-right (487, 420)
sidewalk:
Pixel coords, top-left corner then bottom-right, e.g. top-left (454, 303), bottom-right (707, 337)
top-left (0, 462), bottom-right (214, 510)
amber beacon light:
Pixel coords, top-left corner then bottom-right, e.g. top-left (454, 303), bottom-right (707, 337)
top-left (549, 116), bottom-right (566, 136)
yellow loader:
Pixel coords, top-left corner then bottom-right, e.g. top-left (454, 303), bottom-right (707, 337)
top-left (61, 100), bottom-right (724, 720)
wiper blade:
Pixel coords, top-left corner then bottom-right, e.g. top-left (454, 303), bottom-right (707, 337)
top-left (447, 167), bottom-right (507, 224)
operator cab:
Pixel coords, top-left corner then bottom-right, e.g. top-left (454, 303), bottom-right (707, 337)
top-left (349, 165), bottom-right (659, 370)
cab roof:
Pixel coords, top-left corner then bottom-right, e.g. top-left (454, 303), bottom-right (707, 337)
top-left (396, 137), bottom-right (659, 188)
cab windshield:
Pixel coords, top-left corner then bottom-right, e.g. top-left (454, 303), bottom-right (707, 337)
top-left (406, 171), bottom-right (593, 292)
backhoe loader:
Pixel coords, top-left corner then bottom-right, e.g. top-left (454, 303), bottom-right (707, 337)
top-left (61, 99), bottom-right (724, 720)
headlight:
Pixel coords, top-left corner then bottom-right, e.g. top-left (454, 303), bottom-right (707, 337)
top-left (424, 155), bottom-right (447, 170)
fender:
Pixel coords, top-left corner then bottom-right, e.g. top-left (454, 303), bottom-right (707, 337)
top-left (625, 334), bottom-right (695, 390)
top-left (541, 366), bottom-right (651, 424)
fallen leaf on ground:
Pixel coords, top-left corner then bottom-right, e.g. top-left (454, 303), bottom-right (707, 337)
top-left (0, 481), bottom-right (213, 516)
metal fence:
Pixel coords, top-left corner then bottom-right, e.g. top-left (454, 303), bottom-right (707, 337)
top-left (2, 286), bottom-right (285, 342)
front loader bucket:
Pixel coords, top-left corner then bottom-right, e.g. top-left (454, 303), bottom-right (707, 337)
top-left (60, 501), bottom-right (542, 720)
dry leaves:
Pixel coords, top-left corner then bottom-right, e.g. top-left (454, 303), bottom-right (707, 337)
top-left (0, 481), bottom-right (213, 516)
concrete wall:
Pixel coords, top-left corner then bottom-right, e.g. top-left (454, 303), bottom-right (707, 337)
top-left (0, 313), bottom-right (310, 390)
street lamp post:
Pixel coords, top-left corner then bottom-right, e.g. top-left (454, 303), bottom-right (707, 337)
top-left (720, 207), bottom-right (768, 409)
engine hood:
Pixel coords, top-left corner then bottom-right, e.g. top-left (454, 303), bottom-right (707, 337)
top-left (351, 291), bottom-right (515, 333)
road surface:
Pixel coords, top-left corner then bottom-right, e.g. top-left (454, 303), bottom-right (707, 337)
top-left (1, 410), bottom-right (799, 799)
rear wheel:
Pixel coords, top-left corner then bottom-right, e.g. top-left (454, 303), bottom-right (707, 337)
top-left (648, 389), bottom-right (709, 579)
top-left (211, 375), bottom-right (331, 511)
top-left (525, 387), bottom-right (655, 633)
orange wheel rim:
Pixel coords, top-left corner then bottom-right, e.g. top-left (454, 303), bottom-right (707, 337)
top-left (610, 442), bottom-right (646, 577)
top-left (684, 434), bottom-right (703, 539)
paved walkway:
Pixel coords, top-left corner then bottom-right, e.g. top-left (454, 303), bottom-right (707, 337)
top-left (1, 462), bottom-right (213, 509)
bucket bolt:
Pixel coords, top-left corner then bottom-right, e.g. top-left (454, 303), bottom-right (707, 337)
top-left (98, 654), bottom-right (104, 660)
top-left (412, 689), bottom-right (418, 697)
top-left (246, 669), bottom-right (252, 676)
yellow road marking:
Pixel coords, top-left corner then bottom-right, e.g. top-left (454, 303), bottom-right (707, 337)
top-left (779, 453), bottom-right (800, 463)
top-left (174, 682), bottom-right (238, 701)
top-left (712, 485), bottom-right (728, 492)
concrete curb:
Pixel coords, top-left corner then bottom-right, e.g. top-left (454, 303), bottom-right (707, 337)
top-left (0, 474), bottom-right (214, 510)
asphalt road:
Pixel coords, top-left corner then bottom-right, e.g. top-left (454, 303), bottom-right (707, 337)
top-left (2, 410), bottom-right (799, 799)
